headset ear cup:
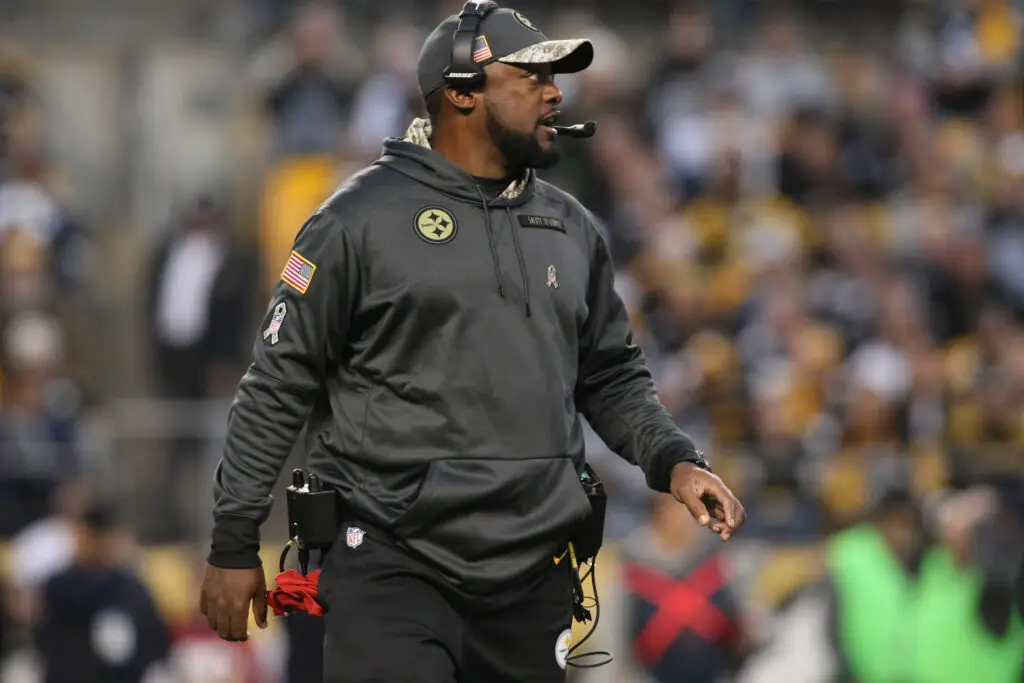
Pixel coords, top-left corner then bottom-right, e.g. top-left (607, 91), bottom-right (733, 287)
top-left (442, 1), bottom-right (497, 91)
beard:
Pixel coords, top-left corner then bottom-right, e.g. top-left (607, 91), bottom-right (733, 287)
top-left (484, 99), bottom-right (560, 173)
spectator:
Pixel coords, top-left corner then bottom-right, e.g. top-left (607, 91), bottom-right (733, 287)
top-left (806, 203), bottom-right (888, 354)
top-left (0, 109), bottom-right (91, 298)
top-left (776, 107), bottom-right (846, 209)
top-left (247, 1), bottom-right (366, 159)
top-left (145, 193), bottom-right (260, 404)
top-left (931, 0), bottom-right (1021, 117)
top-left (0, 38), bottom-right (38, 160)
top-left (741, 376), bottom-right (823, 541)
top-left (968, 479), bottom-right (1024, 639)
top-left (33, 501), bottom-right (173, 683)
top-left (5, 479), bottom-right (95, 629)
top-left (0, 312), bottom-right (82, 538)
top-left (986, 167), bottom-right (1024, 321)
top-left (143, 192), bottom-right (260, 540)
top-left (825, 487), bottom-right (1024, 683)
top-left (617, 493), bottom-right (751, 683)
top-left (346, 17), bottom-right (424, 161)
top-left (824, 490), bottom-right (928, 682)
top-left (0, 221), bottom-right (51, 318)
top-left (734, 13), bottom-right (834, 124)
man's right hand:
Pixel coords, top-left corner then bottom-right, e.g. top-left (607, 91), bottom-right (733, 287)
top-left (199, 564), bottom-right (268, 642)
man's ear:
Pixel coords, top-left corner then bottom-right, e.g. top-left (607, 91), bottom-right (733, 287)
top-left (444, 86), bottom-right (478, 114)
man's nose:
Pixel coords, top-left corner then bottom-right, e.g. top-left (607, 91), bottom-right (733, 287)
top-left (544, 82), bottom-right (563, 107)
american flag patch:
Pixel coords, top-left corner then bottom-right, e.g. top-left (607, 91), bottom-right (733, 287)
top-left (281, 251), bottom-right (316, 294)
top-left (472, 35), bottom-right (493, 62)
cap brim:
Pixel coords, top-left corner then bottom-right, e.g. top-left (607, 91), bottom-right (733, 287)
top-left (498, 39), bottom-right (594, 74)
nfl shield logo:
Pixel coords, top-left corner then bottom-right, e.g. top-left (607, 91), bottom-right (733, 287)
top-left (346, 526), bottom-right (365, 548)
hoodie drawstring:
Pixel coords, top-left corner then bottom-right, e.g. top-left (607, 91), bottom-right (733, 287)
top-left (475, 187), bottom-right (506, 299)
top-left (472, 188), bottom-right (533, 317)
top-left (506, 206), bottom-right (532, 317)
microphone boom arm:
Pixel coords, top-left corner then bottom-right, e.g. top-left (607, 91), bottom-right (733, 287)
top-left (551, 120), bottom-right (597, 139)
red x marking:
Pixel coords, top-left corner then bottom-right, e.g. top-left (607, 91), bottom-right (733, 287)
top-left (625, 556), bottom-right (737, 665)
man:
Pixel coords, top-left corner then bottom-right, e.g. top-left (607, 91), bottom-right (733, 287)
top-left (144, 192), bottom-right (261, 541)
top-left (200, 3), bottom-right (745, 682)
top-left (619, 493), bottom-right (750, 683)
top-left (825, 490), bottom-right (928, 683)
top-left (825, 489), bottom-right (1024, 683)
top-left (33, 501), bottom-right (172, 683)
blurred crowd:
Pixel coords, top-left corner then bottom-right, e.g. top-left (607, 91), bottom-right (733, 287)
top-left (1, 0), bottom-right (1023, 682)
top-left (0, 38), bottom-right (94, 539)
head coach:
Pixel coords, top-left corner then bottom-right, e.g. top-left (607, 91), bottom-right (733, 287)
top-left (200, 2), bottom-right (746, 681)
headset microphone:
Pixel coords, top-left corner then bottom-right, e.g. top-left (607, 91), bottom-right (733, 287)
top-left (552, 120), bottom-right (597, 139)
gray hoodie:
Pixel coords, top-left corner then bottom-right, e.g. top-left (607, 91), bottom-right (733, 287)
top-left (209, 119), bottom-right (708, 591)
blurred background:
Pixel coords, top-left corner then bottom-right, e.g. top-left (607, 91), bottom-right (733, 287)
top-left (1, 0), bottom-right (1023, 681)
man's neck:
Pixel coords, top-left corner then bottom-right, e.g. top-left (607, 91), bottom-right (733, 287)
top-left (431, 125), bottom-right (510, 180)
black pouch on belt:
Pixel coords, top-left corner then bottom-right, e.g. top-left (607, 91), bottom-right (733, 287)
top-left (571, 464), bottom-right (607, 564)
top-left (282, 468), bottom-right (344, 574)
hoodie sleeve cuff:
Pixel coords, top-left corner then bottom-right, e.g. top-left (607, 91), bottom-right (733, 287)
top-left (647, 438), bottom-right (712, 493)
top-left (208, 515), bottom-right (262, 569)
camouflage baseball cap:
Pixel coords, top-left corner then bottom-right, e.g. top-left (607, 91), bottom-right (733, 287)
top-left (417, 6), bottom-right (594, 99)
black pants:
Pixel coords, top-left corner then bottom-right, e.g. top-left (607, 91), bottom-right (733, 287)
top-left (317, 522), bottom-right (575, 683)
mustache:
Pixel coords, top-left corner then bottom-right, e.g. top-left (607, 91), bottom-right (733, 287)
top-left (538, 110), bottom-right (560, 126)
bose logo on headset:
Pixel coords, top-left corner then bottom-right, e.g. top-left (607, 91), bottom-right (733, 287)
top-left (442, 1), bottom-right (499, 91)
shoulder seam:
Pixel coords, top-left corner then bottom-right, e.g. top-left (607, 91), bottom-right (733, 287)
top-left (317, 206), bottom-right (348, 225)
top-left (314, 167), bottom-right (402, 236)
top-left (535, 180), bottom-right (597, 230)
top-left (317, 205), bottom-right (373, 274)
top-left (307, 202), bottom-right (369, 298)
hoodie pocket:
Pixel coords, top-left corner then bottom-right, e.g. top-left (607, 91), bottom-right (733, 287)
top-left (392, 456), bottom-right (592, 561)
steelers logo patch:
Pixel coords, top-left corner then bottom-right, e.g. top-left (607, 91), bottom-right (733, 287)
top-left (415, 207), bottom-right (458, 244)
top-left (513, 11), bottom-right (540, 31)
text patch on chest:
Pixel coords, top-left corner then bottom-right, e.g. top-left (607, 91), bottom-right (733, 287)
top-left (517, 215), bottom-right (565, 232)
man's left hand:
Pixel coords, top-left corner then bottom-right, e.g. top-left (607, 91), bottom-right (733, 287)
top-left (670, 461), bottom-right (746, 542)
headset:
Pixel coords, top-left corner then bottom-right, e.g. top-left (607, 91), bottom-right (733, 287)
top-left (442, 1), bottom-right (500, 92)
top-left (440, 1), bottom-right (597, 139)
